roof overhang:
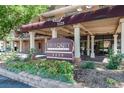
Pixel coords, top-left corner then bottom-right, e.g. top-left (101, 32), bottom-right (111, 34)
top-left (20, 5), bottom-right (124, 32)
top-left (41, 5), bottom-right (83, 17)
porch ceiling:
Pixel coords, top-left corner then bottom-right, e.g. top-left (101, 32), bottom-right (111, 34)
top-left (34, 17), bottom-right (121, 37)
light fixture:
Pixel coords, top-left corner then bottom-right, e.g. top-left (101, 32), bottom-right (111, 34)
top-left (86, 5), bottom-right (92, 9)
top-left (77, 7), bottom-right (82, 12)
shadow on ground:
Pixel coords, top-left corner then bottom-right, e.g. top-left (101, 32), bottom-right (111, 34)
top-left (0, 75), bottom-right (32, 88)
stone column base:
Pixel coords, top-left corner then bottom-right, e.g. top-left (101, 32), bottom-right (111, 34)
top-left (74, 57), bottom-right (81, 66)
top-left (90, 52), bottom-right (95, 58)
top-left (87, 50), bottom-right (90, 56)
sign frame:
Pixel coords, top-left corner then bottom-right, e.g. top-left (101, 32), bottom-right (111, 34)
top-left (46, 38), bottom-right (74, 61)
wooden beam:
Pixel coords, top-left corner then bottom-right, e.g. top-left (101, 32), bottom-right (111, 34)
top-left (64, 26), bottom-right (73, 31)
top-left (34, 30), bottom-right (52, 36)
top-left (120, 17), bottom-right (124, 23)
top-left (114, 23), bottom-right (121, 34)
top-left (81, 17), bottom-right (119, 28)
top-left (59, 27), bottom-right (74, 35)
top-left (80, 25), bottom-right (93, 35)
top-left (67, 25), bottom-right (85, 35)
top-left (91, 30), bottom-right (114, 33)
top-left (57, 29), bottom-right (72, 36)
top-left (80, 27), bottom-right (89, 35)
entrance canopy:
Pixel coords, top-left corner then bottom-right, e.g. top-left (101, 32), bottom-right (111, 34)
top-left (20, 6), bottom-right (124, 37)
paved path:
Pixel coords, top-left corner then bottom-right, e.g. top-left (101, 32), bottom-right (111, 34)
top-left (0, 75), bottom-right (31, 88)
top-left (0, 53), bottom-right (32, 88)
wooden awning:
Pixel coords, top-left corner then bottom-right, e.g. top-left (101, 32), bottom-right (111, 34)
top-left (20, 5), bottom-right (124, 32)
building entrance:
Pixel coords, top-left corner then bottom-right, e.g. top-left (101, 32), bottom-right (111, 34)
top-left (80, 35), bottom-right (114, 56)
top-left (94, 40), bottom-right (111, 56)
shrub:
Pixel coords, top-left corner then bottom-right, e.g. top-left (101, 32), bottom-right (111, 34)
top-left (0, 52), bottom-right (7, 61)
top-left (35, 60), bottom-right (74, 83)
top-left (106, 49), bottom-right (124, 69)
top-left (5, 52), bottom-right (22, 63)
top-left (80, 61), bottom-right (95, 69)
top-left (105, 78), bottom-right (118, 86)
top-left (6, 60), bottom-right (74, 83)
top-left (29, 48), bottom-right (37, 60)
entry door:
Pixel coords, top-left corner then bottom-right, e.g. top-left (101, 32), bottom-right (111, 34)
top-left (80, 41), bottom-right (87, 55)
top-left (95, 40), bottom-right (104, 56)
top-left (95, 40), bottom-right (111, 56)
top-left (38, 42), bottom-right (42, 52)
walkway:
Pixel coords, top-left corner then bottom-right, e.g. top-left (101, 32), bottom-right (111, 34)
top-left (0, 60), bottom-right (31, 88)
top-left (0, 75), bottom-right (31, 88)
top-left (81, 55), bottom-right (108, 63)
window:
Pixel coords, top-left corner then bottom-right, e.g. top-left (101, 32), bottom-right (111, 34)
top-left (38, 42), bottom-right (41, 49)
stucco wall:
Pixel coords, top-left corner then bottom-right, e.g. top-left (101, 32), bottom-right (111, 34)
top-left (14, 39), bottom-right (45, 54)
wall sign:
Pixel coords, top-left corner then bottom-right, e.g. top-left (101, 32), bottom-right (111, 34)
top-left (46, 38), bottom-right (74, 60)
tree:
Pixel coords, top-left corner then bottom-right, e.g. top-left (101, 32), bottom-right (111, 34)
top-left (0, 5), bottom-right (48, 40)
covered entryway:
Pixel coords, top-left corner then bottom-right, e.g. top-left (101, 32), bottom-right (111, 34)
top-left (20, 6), bottom-right (124, 62)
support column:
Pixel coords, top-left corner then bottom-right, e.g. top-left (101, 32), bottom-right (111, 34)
top-left (87, 35), bottom-right (90, 56)
top-left (113, 34), bottom-right (118, 54)
top-left (73, 24), bottom-right (81, 63)
top-left (19, 39), bottom-right (23, 52)
top-left (91, 36), bottom-right (95, 58)
top-left (121, 22), bottom-right (124, 55)
top-left (44, 37), bottom-right (48, 53)
top-left (3, 40), bottom-right (7, 51)
top-left (51, 28), bottom-right (57, 38)
top-left (120, 19), bottom-right (124, 61)
top-left (11, 40), bottom-right (14, 52)
top-left (29, 32), bottom-right (35, 50)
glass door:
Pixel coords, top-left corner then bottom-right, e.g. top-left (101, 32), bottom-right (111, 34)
top-left (95, 40), bottom-right (111, 56)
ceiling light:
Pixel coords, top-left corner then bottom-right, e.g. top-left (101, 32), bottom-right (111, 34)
top-left (86, 5), bottom-right (92, 9)
top-left (77, 7), bottom-right (82, 12)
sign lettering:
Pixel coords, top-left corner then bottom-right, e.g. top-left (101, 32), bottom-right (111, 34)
top-left (46, 38), bottom-right (74, 60)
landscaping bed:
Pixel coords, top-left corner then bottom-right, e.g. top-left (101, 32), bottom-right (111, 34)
top-left (5, 58), bottom-right (124, 88)
top-left (5, 59), bottom-right (75, 83)
top-left (1, 50), bottom-right (124, 88)
top-left (74, 68), bottom-right (124, 88)
top-left (0, 52), bottom-right (75, 84)
top-left (73, 59), bottom-right (124, 88)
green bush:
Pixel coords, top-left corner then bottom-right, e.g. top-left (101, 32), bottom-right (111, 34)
top-left (106, 49), bottom-right (124, 69)
top-left (0, 52), bottom-right (7, 61)
top-left (5, 52), bottom-right (22, 63)
top-left (80, 61), bottom-right (95, 69)
top-left (6, 60), bottom-right (74, 83)
top-left (105, 78), bottom-right (118, 86)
